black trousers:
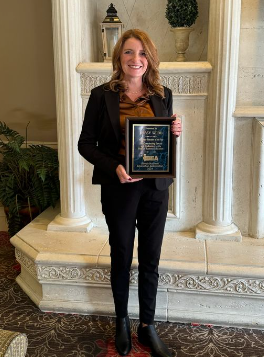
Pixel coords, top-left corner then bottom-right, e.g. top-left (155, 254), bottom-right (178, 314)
top-left (101, 179), bottom-right (169, 324)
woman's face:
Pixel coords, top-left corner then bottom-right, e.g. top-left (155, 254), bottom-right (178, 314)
top-left (120, 38), bottom-right (148, 81)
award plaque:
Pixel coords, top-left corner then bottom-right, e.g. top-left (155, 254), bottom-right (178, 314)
top-left (125, 117), bottom-right (176, 178)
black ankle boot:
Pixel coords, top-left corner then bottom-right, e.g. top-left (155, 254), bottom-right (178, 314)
top-left (137, 324), bottom-right (171, 357)
top-left (115, 316), bottom-right (132, 356)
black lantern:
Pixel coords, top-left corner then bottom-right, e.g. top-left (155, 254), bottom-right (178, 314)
top-left (101, 3), bottom-right (123, 62)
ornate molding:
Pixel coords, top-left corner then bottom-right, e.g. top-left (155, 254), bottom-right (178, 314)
top-left (17, 248), bottom-right (264, 296)
top-left (80, 73), bottom-right (208, 97)
top-left (15, 250), bottom-right (37, 278)
top-left (80, 73), bottom-right (111, 96)
top-left (38, 266), bottom-right (111, 283)
top-left (159, 274), bottom-right (264, 295)
top-left (160, 74), bottom-right (208, 95)
top-left (35, 264), bottom-right (264, 296)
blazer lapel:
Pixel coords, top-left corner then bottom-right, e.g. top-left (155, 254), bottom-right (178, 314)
top-left (149, 94), bottom-right (165, 117)
top-left (105, 90), bottom-right (121, 142)
top-left (104, 92), bottom-right (165, 143)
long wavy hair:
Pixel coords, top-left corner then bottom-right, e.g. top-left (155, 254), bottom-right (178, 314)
top-left (105, 29), bottom-right (164, 98)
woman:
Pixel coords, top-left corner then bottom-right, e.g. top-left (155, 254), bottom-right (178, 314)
top-left (78, 29), bottom-right (182, 357)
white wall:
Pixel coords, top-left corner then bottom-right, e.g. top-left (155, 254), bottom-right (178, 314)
top-left (237, 0), bottom-right (264, 106)
top-left (0, 0), bottom-right (57, 142)
top-left (96, 0), bottom-right (209, 62)
top-left (233, 118), bottom-right (253, 235)
top-left (81, 0), bottom-right (98, 62)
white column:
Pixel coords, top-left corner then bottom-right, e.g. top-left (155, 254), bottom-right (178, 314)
top-left (196, 0), bottom-right (242, 241)
top-left (48, 0), bottom-right (93, 232)
top-left (249, 119), bottom-right (264, 239)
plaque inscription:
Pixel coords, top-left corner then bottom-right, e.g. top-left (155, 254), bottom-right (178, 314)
top-left (126, 117), bottom-right (176, 178)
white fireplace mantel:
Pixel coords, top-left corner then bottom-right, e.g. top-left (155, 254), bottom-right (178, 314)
top-left (76, 61), bottom-right (211, 231)
top-left (76, 61), bottom-right (212, 73)
top-left (76, 61), bottom-right (212, 97)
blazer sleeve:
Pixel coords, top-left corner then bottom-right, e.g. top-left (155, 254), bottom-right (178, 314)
top-left (78, 89), bottom-right (120, 179)
top-left (164, 86), bottom-right (173, 117)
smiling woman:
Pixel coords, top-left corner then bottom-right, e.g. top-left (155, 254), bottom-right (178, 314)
top-left (78, 28), bottom-right (182, 357)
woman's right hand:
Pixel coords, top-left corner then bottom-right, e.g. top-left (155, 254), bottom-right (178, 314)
top-left (116, 165), bottom-right (143, 184)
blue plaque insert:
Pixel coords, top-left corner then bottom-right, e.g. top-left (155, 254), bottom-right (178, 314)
top-left (125, 117), bottom-right (176, 178)
top-left (132, 124), bottom-right (170, 172)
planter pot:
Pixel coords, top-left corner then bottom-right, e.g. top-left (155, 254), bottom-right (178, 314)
top-left (170, 27), bottom-right (194, 62)
top-left (4, 205), bottom-right (40, 231)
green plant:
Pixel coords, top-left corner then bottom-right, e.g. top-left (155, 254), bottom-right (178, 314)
top-left (165, 0), bottom-right (198, 27)
top-left (0, 122), bottom-right (60, 236)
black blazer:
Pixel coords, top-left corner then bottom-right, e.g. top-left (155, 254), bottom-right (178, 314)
top-left (78, 84), bottom-right (174, 190)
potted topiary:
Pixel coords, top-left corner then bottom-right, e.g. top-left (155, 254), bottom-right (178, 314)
top-left (165, 0), bottom-right (198, 61)
top-left (0, 122), bottom-right (60, 236)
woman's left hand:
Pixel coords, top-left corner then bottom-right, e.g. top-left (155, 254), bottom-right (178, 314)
top-left (171, 114), bottom-right (182, 137)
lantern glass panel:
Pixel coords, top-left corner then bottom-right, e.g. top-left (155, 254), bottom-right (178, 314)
top-left (105, 27), bottom-right (119, 57)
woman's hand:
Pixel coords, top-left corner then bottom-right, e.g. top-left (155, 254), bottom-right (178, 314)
top-left (116, 165), bottom-right (143, 184)
top-left (171, 114), bottom-right (182, 137)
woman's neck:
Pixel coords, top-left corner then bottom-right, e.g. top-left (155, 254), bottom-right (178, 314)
top-left (125, 77), bottom-right (143, 87)
top-left (124, 79), bottom-right (145, 94)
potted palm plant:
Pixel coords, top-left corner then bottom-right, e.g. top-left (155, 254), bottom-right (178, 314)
top-left (165, 0), bottom-right (198, 61)
top-left (0, 122), bottom-right (60, 236)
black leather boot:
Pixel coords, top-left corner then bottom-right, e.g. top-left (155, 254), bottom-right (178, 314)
top-left (115, 316), bottom-right (132, 356)
top-left (137, 324), bottom-right (171, 357)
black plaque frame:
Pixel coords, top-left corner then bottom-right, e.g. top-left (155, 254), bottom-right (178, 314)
top-left (125, 117), bottom-right (176, 178)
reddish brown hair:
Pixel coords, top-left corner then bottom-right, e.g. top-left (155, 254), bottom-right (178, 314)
top-left (105, 29), bottom-right (164, 97)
